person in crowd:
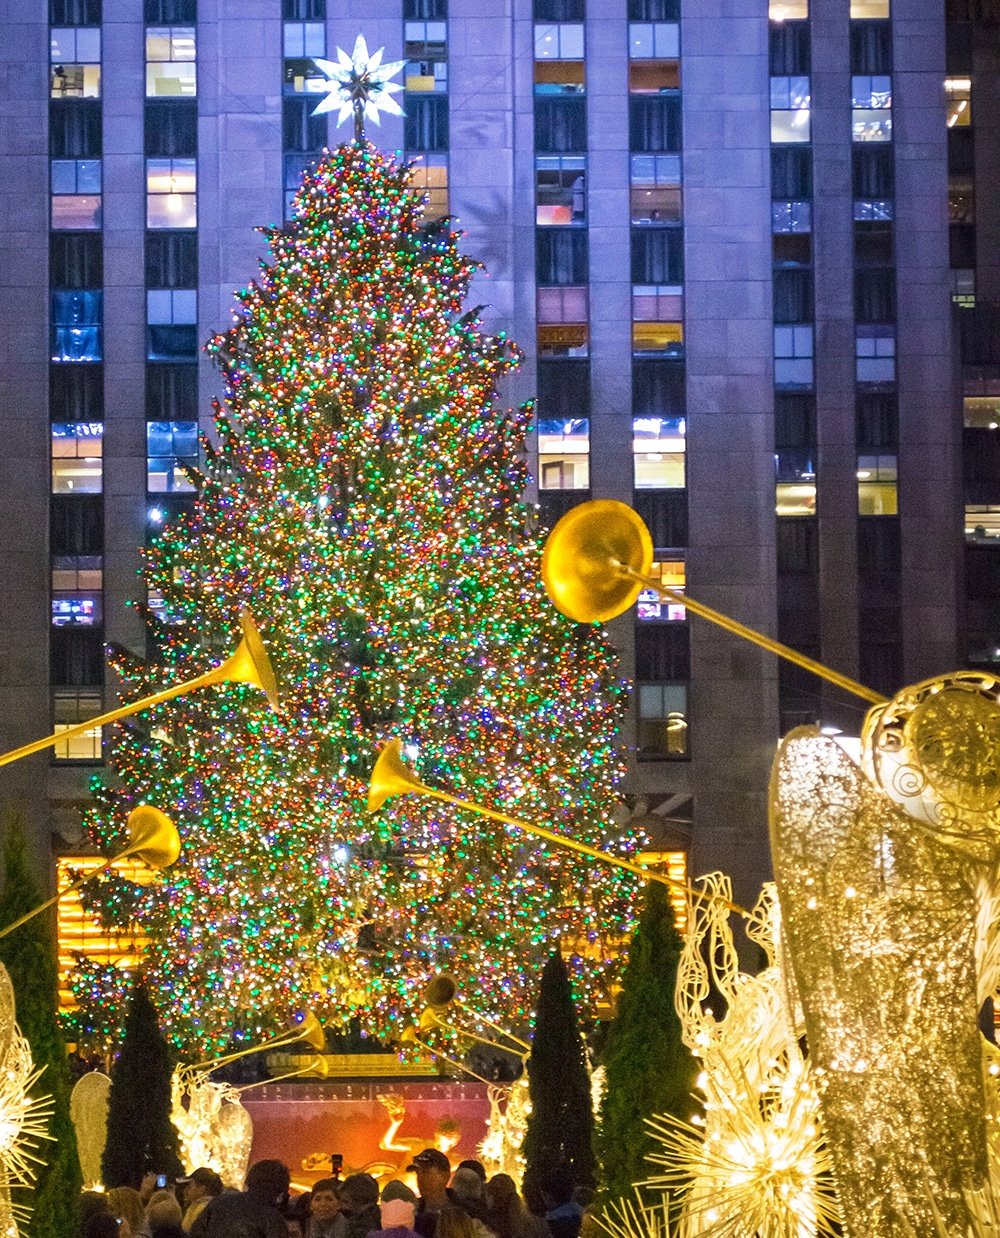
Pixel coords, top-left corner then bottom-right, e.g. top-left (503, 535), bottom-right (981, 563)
top-left (339, 1173), bottom-right (382, 1238)
top-left (178, 1168), bottom-right (225, 1231)
top-left (86, 1215), bottom-right (128, 1238)
top-left (190, 1158), bottom-right (290, 1238)
top-left (151, 1226), bottom-right (186, 1238)
top-left (538, 1171), bottom-right (582, 1238)
top-left (307, 1177), bottom-right (345, 1238)
top-left (409, 1149), bottom-right (453, 1238)
top-left (380, 1182), bottom-right (417, 1207)
top-left (147, 1189), bottom-right (184, 1234)
top-left (484, 1174), bottom-right (545, 1238)
top-left (449, 1169), bottom-right (491, 1227)
top-left (455, 1163), bottom-right (486, 1186)
top-left (108, 1187), bottom-right (147, 1238)
top-left (370, 1198), bottom-right (420, 1238)
top-left (436, 1207), bottom-right (479, 1238)
top-left (80, 1189), bottom-right (113, 1235)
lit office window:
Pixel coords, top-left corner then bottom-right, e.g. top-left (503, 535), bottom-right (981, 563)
top-left (408, 155), bottom-right (449, 221)
top-left (146, 27), bottom-right (196, 97)
top-left (633, 416), bottom-right (685, 487)
top-left (51, 27), bottom-right (101, 97)
top-left (52, 690), bottom-right (103, 762)
top-left (967, 506), bottom-right (1000, 543)
top-left (628, 23), bottom-right (678, 59)
top-left (629, 61), bottom-right (679, 92)
top-left (633, 321), bottom-right (683, 356)
top-left (855, 325), bottom-right (895, 383)
top-left (852, 76), bottom-right (892, 142)
top-left (946, 78), bottom-right (971, 128)
top-left (770, 0), bottom-right (808, 14)
top-left (51, 159), bottom-right (101, 229)
top-left (534, 23), bottom-right (584, 58)
top-left (147, 421), bottom-right (199, 493)
top-left (770, 76), bottom-right (811, 143)
top-left (851, 0), bottom-right (889, 15)
top-left (857, 455), bottom-right (897, 515)
top-left (776, 481), bottom-right (816, 517)
top-left (52, 554), bottom-right (102, 627)
top-left (637, 683), bottom-right (688, 758)
top-left (536, 156), bottom-right (586, 225)
top-left (284, 21), bottom-right (326, 94)
top-left (51, 290), bottom-right (102, 362)
top-left (405, 21), bottom-right (447, 92)
top-left (630, 154), bottom-right (681, 224)
top-left (775, 448), bottom-right (816, 517)
top-left (146, 159), bottom-right (197, 228)
top-left (537, 324), bottom-right (588, 358)
top-left (536, 285), bottom-right (588, 324)
top-left (963, 398), bottom-right (1000, 429)
top-left (538, 418), bottom-right (589, 490)
top-left (52, 423), bottom-right (103, 494)
top-left (774, 325), bottom-right (814, 388)
top-left (772, 200), bottom-right (811, 233)
top-left (636, 560), bottom-right (686, 621)
top-left (633, 285), bottom-right (682, 321)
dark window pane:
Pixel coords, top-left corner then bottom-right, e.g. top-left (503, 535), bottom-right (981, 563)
top-left (539, 489), bottom-right (590, 526)
top-left (859, 639), bottom-right (901, 698)
top-left (858, 517), bottom-right (900, 576)
top-left (850, 22), bottom-right (891, 73)
top-left (536, 0), bottom-right (584, 15)
top-left (775, 393), bottom-right (815, 448)
top-left (536, 229), bottom-right (588, 285)
top-left (283, 0), bottom-right (324, 13)
top-left (852, 146), bottom-right (894, 198)
top-left (51, 0), bottom-right (100, 20)
top-left (633, 359), bottom-right (684, 418)
top-left (404, 97), bottom-right (449, 151)
top-left (854, 220), bottom-right (893, 265)
top-left (283, 98), bottom-right (327, 152)
top-left (50, 102), bottom-right (102, 157)
top-left (50, 365), bottom-right (103, 420)
top-left (770, 22), bottom-right (810, 75)
top-left (774, 269), bottom-right (813, 323)
top-left (51, 495), bottom-right (104, 557)
top-left (144, 0), bottom-right (195, 17)
top-left (535, 99), bottom-right (586, 153)
top-left (537, 360), bottom-right (590, 420)
top-left (960, 305), bottom-right (1000, 368)
top-left (635, 624), bottom-right (689, 681)
top-left (50, 233), bottom-right (103, 289)
top-left (629, 96), bottom-right (681, 153)
top-left (634, 489), bottom-right (687, 548)
top-left (628, 0), bottom-right (678, 16)
top-left (946, 21), bottom-right (973, 74)
top-left (950, 223), bottom-right (976, 268)
top-left (145, 101), bottom-right (198, 157)
top-left (145, 233), bottom-right (198, 287)
top-left (777, 518), bottom-right (818, 573)
top-left (856, 393), bottom-right (897, 451)
top-left (771, 147), bottom-right (812, 199)
top-left (146, 364), bottom-right (198, 419)
top-left (631, 228), bottom-right (683, 284)
top-left (147, 325), bottom-right (198, 361)
top-left (51, 626), bottom-right (104, 686)
top-left (854, 268), bottom-right (896, 322)
top-left (948, 127), bottom-right (974, 174)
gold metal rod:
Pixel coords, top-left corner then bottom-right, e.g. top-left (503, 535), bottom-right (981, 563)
top-left (452, 1000), bottom-right (531, 1052)
top-left (419, 785), bottom-right (748, 917)
top-left (407, 1032), bottom-right (495, 1086)
top-left (189, 1028), bottom-right (304, 1073)
top-left (429, 1013), bottom-right (528, 1060)
top-left (234, 1065), bottom-right (317, 1093)
top-left (621, 566), bottom-right (888, 707)
top-left (0, 667), bottom-right (223, 770)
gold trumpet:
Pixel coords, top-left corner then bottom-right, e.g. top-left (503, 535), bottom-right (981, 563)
top-left (400, 1024), bottom-right (494, 1086)
top-left (541, 499), bottom-right (886, 706)
top-left (420, 974), bottom-right (530, 1054)
top-left (367, 738), bottom-right (745, 912)
top-left (0, 804), bottom-right (180, 941)
top-left (234, 1054), bottom-right (331, 1093)
top-left (189, 1010), bottom-right (326, 1072)
top-left (0, 609), bottom-right (279, 771)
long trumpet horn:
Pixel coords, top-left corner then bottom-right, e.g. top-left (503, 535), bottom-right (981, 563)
top-left (0, 609), bottom-right (279, 771)
top-left (0, 804), bottom-right (180, 941)
top-left (367, 742), bottom-right (746, 913)
top-left (400, 1026), bottom-right (493, 1085)
top-left (423, 974), bottom-right (458, 1010)
top-left (190, 1009), bottom-right (325, 1072)
top-left (421, 974), bottom-right (530, 1052)
top-left (542, 500), bottom-right (886, 707)
top-left (234, 1054), bottom-right (330, 1093)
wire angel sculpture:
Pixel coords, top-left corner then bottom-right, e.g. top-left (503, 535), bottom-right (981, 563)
top-left (170, 1066), bottom-right (252, 1188)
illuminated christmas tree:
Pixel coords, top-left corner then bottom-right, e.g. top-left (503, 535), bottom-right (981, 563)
top-left (76, 139), bottom-right (640, 1053)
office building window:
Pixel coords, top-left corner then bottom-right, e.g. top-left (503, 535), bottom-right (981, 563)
top-left (630, 154), bottom-right (681, 224)
top-left (538, 324), bottom-right (588, 358)
top-left (284, 20), bottom-right (324, 56)
top-left (51, 158), bottom-right (101, 229)
top-left (146, 26), bottom-right (196, 96)
top-left (633, 321), bottom-right (683, 356)
top-left (851, 0), bottom-right (889, 16)
top-left (51, 232), bottom-right (103, 288)
top-left (538, 418), bottom-right (589, 490)
top-left (629, 96), bottom-right (681, 152)
top-left (52, 555), bottom-right (102, 631)
top-left (633, 284), bottom-right (682, 322)
top-left (770, 76), bottom-right (811, 142)
top-left (637, 682), bottom-right (688, 759)
top-left (52, 689), bottom-right (103, 762)
top-left (857, 455), bottom-right (897, 515)
top-left (536, 286), bottom-right (588, 325)
top-left (146, 158), bottom-right (196, 227)
top-left (852, 75), bottom-right (892, 141)
top-left (284, 152), bottom-right (321, 216)
top-left (946, 77), bottom-right (971, 128)
top-left (536, 156), bottom-right (586, 225)
top-left (51, 290), bottom-right (102, 362)
top-left (537, 229), bottom-right (587, 284)
top-left (770, 0), bottom-right (807, 15)
top-left (629, 22), bottom-right (678, 58)
top-left (774, 325), bottom-right (814, 389)
top-left (147, 289), bottom-right (197, 360)
top-left (534, 23), bottom-right (584, 58)
top-left (636, 559), bottom-right (685, 621)
top-left (408, 155), bottom-right (449, 221)
top-left (51, 27), bottom-right (101, 97)
top-left (52, 422), bottom-right (103, 493)
top-left (633, 416), bottom-right (685, 487)
top-left (405, 97), bottom-right (449, 151)
top-left (50, 101), bottom-right (101, 157)
top-left (147, 421), bottom-right (198, 492)
top-left (967, 506), bottom-right (1000, 543)
top-left (855, 325), bottom-right (895, 383)
top-left (633, 359), bottom-right (685, 418)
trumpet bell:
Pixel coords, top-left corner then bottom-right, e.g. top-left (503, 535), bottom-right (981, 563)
top-left (424, 974), bottom-right (458, 1010)
top-left (418, 1006), bottom-right (442, 1032)
top-left (541, 500), bottom-right (653, 624)
top-left (214, 610), bottom-right (280, 710)
top-left (400, 1025), bottom-right (418, 1045)
top-left (306, 1054), bottom-right (330, 1078)
top-left (367, 739), bottom-right (429, 813)
top-left (126, 805), bottom-right (181, 870)
top-left (295, 1011), bottom-right (326, 1052)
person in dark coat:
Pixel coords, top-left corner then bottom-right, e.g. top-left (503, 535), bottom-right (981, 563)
top-left (339, 1174), bottom-right (382, 1238)
top-left (190, 1159), bottom-right (290, 1238)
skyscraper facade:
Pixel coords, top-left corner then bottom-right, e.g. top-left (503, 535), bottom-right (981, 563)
top-left (0, 0), bottom-right (976, 910)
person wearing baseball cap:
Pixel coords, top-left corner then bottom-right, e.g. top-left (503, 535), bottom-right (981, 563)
top-left (405, 1150), bottom-right (451, 1238)
top-left (176, 1167), bottom-right (224, 1231)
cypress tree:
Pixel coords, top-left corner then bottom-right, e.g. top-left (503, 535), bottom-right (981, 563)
top-left (101, 983), bottom-right (183, 1188)
top-left (597, 881), bottom-right (696, 1202)
top-left (523, 951), bottom-right (596, 1201)
top-left (0, 806), bottom-right (83, 1237)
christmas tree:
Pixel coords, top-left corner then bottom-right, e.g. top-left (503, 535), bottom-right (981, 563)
top-left (597, 882), bottom-right (694, 1202)
top-left (0, 809), bottom-right (83, 1237)
top-left (76, 139), bottom-right (640, 1052)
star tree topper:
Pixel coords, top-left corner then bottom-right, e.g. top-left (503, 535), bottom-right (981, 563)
top-left (313, 35), bottom-right (406, 141)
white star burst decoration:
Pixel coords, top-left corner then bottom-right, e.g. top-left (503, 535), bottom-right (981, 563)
top-left (313, 35), bottom-right (406, 139)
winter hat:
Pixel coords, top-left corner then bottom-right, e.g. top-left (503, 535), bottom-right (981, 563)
top-left (381, 1199), bottom-right (416, 1228)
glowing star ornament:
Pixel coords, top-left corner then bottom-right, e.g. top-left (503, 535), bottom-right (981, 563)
top-left (313, 36), bottom-right (406, 139)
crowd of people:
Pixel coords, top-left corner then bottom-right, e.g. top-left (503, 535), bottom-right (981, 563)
top-left (77, 1150), bottom-right (593, 1238)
